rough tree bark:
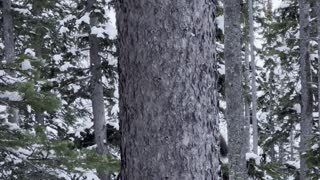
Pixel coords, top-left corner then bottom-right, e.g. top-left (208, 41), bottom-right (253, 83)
top-left (249, 0), bottom-right (258, 154)
top-left (299, 0), bottom-right (312, 179)
top-left (2, 0), bottom-right (19, 125)
top-left (85, 0), bottom-right (110, 179)
top-left (224, 0), bottom-right (246, 179)
top-left (117, 1), bottom-right (219, 179)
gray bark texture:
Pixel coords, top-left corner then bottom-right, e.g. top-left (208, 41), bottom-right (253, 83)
top-left (299, 0), bottom-right (312, 179)
top-left (2, 0), bottom-right (15, 63)
top-left (224, 0), bottom-right (246, 179)
top-left (244, 42), bottom-right (250, 154)
top-left (86, 0), bottom-right (110, 180)
top-left (117, 1), bottom-right (219, 179)
top-left (2, 0), bottom-right (19, 125)
top-left (249, 0), bottom-right (258, 154)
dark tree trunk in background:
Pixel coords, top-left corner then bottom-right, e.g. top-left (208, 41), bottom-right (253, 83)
top-left (224, 0), bottom-right (246, 179)
top-left (299, 0), bottom-right (312, 179)
top-left (249, 0), bottom-right (258, 154)
top-left (117, 1), bottom-right (219, 179)
top-left (31, 0), bottom-right (45, 126)
top-left (2, 0), bottom-right (19, 124)
top-left (317, 0), bottom-right (320, 133)
top-left (3, 0), bottom-right (14, 63)
top-left (86, 0), bottom-right (110, 179)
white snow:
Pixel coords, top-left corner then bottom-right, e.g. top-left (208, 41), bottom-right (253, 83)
top-left (216, 15), bottom-right (224, 33)
top-left (76, 13), bottom-right (90, 26)
top-left (246, 152), bottom-right (261, 165)
top-left (105, 7), bottom-right (117, 39)
top-left (59, 62), bottom-right (72, 71)
top-left (272, 0), bottom-right (282, 11)
top-left (53, 54), bottom-right (63, 63)
top-left (91, 26), bottom-right (107, 38)
top-left (24, 48), bottom-right (36, 57)
top-left (21, 60), bottom-right (32, 70)
top-left (13, 8), bottom-right (32, 15)
top-left (286, 160), bottom-right (300, 169)
top-left (0, 70), bottom-right (5, 76)
top-left (0, 91), bottom-right (22, 101)
top-left (311, 144), bottom-right (319, 150)
top-left (59, 26), bottom-right (70, 34)
top-left (293, 104), bottom-right (301, 114)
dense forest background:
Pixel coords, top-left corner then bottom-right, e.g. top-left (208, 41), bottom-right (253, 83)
top-left (0, 0), bottom-right (320, 179)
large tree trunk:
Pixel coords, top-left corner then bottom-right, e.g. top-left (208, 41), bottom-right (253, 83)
top-left (2, 0), bottom-right (19, 125)
top-left (117, 1), bottom-right (219, 179)
top-left (249, 0), bottom-right (258, 154)
top-left (299, 0), bottom-right (312, 179)
top-left (85, 0), bottom-right (110, 179)
top-left (224, 0), bottom-right (246, 179)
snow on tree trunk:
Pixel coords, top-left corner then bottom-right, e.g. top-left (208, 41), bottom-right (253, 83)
top-left (299, 0), bottom-right (312, 179)
top-left (249, 0), bottom-right (258, 154)
top-left (86, 0), bottom-right (110, 179)
top-left (224, 0), bottom-right (246, 178)
top-left (117, 1), bottom-right (219, 179)
top-left (2, 0), bottom-right (19, 125)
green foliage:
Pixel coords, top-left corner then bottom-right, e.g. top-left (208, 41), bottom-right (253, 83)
top-left (17, 82), bottom-right (60, 113)
top-left (0, 124), bottom-right (120, 179)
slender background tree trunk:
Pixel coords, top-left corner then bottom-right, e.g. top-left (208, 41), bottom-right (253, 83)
top-left (249, 0), bottom-right (258, 154)
top-left (224, 0), bottom-right (246, 179)
top-left (244, 41), bottom-right (251, 155)
top-left (299, 0), bottom-right (312, 179)
top-left (317, 0), bottom-right (320, 132)
top-left (32, 0), bottom-right (45, 126)
top-left (2, 0), bottom-right (19, 125)
top-left (117, 1), bottom-right (219, 179)
top-left (86, 0), bottom-right (110, 179)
